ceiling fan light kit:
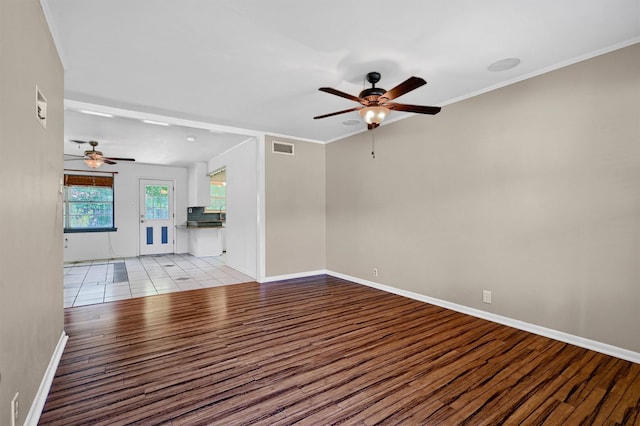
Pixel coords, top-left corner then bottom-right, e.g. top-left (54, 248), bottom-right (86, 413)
top-left (314, 71), bottom-right (441, 129)
top-left (359, 106), bottom-right (389, 125)
top-left (84, 158), bottom-right (104, 168)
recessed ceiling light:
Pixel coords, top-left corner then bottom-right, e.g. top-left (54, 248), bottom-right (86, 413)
top-left (342, 119), bottom-right (360, 126)
top-left (186, 136), bottom-right (196, 142)
top-left (80, 110), bottom-right (114, 118)
top-left (488, 58), bottom-right (521, 72)
top-left (142, 119), bottom-right (170, 126)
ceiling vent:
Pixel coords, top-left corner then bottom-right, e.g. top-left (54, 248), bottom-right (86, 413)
top-left (272, 141), bottom-right (294, 156)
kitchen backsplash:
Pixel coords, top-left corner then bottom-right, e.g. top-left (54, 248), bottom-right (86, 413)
top-left (187, 207), bottom-right (224, 222)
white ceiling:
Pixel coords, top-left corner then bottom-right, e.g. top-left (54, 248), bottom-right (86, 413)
top-left (44, 0), bottom-right (640, 167)
top-left (63, 106), bottom-right (253, 167)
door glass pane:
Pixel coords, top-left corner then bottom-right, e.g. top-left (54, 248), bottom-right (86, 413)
top-left (145, 185), bottom-right (169, 220)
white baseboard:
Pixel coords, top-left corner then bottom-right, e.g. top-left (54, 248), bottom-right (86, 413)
top-left (25, 331), bottom-right (68, 426)
top-left (260, 269), bottom-right (328, 283)
top-left (325, 270), bottom-right (640, 365)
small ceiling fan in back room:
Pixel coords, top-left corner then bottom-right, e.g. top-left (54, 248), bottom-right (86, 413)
top-left (313, 71), bottom-right (441, 130)
top-left (66, 140), bottom-right (136, 169)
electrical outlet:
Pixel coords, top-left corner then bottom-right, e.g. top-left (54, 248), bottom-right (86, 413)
top-left (373, 268), bottom-right (378, 277)
top-left (11, 392), bottom-right (19, 426)
top-left (482, 290), bottom-right (492, 304)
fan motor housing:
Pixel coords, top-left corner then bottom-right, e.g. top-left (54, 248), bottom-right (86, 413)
top-left (360, 72), bottom-right (385, 103)
top-left (359, 87), bottom-right (386, 102)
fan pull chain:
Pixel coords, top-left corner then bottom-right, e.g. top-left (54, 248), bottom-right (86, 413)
top-left (371, 128), bottom-right (376, 159)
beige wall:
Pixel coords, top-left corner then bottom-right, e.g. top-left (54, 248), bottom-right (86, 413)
top-left (265, 136), bottom-right (326, 277)
top-left (326, 44), bottom-right (640, 353)
top-left (0, 0), bottom-right (64, 423)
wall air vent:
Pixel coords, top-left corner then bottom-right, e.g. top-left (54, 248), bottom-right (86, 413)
top-left (272, 141), bottom-right (294, 156)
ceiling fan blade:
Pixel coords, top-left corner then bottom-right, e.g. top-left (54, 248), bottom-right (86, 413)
top-left (69, 139), bottom-right (90, 144)
top-left (64, 154), bottom-right (85, 158)
top-left (103, 159), bottom-right (117, 165)
top-left (314, 107), bottom-right (361, 120)
top-left (389, 103), bottom-right (441, 115)
top-left (379, 77), bottom-right (426, 101)
top-left (318, 87), bottom-right (362, 103)
top-left (103, 157), bottom-right (135, 161)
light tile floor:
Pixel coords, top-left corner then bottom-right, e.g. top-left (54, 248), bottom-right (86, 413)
top-left (64, 253), bottom-right (254, 308)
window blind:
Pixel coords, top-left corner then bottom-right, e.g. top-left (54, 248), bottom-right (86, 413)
top-left (64, 175), bottom-right (113, 187)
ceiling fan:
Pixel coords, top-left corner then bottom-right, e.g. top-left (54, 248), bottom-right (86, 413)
top-left (314, 71), bottom-right (441, 129)
top-left (66, 140), bottom-right (135, 168)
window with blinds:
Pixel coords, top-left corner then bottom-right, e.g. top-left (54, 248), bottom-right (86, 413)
top-left (63, 174), bottom-right (116, 232)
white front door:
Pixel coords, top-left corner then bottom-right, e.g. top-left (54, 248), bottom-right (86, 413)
top-left (139, 179), bottom-right (174, 255)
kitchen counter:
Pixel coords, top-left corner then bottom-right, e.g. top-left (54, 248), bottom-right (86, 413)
top-left (177, 221), bottom-right (224, 229)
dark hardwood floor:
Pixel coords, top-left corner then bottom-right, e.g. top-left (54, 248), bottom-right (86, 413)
top-left (40, 275), bottom-right (640, 425)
